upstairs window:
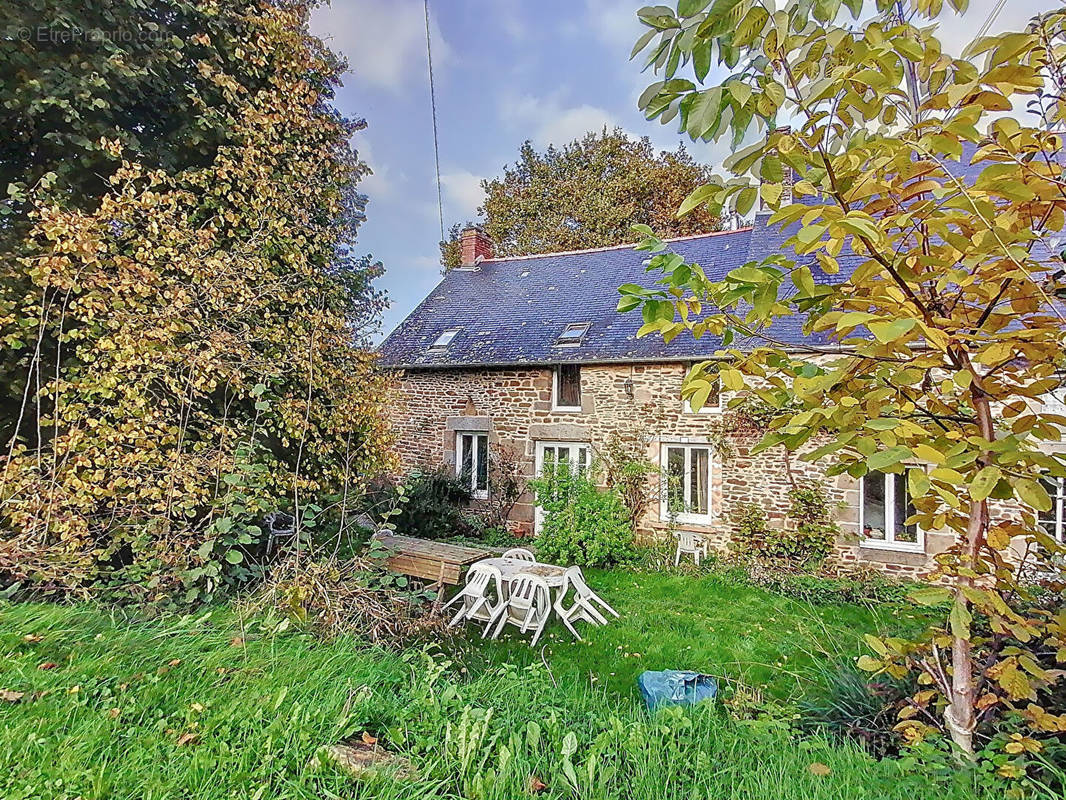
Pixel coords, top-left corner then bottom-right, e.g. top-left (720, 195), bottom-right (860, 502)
top-left (860, 470), bottom-right (922, 552)
top-left (429, 328), bottom-right (461, 351)
top-left (683, 374), bottom-right (723, 414)
top-left (1037, 476), bottom-right (1066, 542)
top-left (553, 364), bottom-right (582, 411)
top-left (555, 323), bottom-right (590, 347)
top-left (456, 432), bottom-right (488, 500)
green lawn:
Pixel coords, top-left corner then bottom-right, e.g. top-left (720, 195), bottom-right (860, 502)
top-left (0, 570), bottom-right (994, 800)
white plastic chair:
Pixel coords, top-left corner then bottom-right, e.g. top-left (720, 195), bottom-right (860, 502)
top-left (503, 547), bottom-right (535, 561)
top-left (442, 564), bottom-right (504, 632)
top-left (487, 573), bottom-right (552, 646)
top-left (553, 567), bottom-right (618, 639)
top-left (674, 529), bottom-right (709, 566)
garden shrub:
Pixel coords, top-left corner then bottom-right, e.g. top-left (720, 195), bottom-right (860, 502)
top-left (366, 469), bottom-right (481, 541)
top-left (730, 481), bottom-right (840, 565)
top-left (529, 468), bottom-right (635, 567)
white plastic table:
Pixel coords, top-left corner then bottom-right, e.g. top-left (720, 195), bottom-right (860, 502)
top-left (474, 557), bottom-right (568, 590)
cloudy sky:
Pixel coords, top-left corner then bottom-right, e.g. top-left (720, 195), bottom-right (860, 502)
top-left (310, 0), bottom-right (1057, 340)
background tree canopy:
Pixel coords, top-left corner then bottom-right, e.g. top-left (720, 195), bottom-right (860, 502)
top-left (440, 128), bottom-right (721, 267)
top-left (0, 0), bottom-right (392, 600)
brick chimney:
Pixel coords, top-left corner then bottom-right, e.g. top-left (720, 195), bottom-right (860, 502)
top-left (459, 225), bottom-right (494, 267)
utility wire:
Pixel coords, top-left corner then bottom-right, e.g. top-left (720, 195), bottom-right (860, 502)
top-left (424, 0), bottom-right (445, 245)
top-left (975, 0), bottom-right (1008, 41)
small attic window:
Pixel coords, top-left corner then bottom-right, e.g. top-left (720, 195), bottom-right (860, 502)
top-left (429, 327), bottom-right (461, 351)
top-left (555, 322), bottom-right (591, 347)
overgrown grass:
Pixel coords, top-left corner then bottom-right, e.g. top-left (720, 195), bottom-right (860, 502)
top-left (0, 572), bottom-right (992, 800)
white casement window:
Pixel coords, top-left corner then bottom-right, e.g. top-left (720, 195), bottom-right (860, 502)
top-left (1037, 476), bottom-right (1066, 542)
top-left (660, 444), bottom-right (713, 524)
top-left (534, 441), bottom-right (591, 532)
top-left (456, 432), bottom-right (489, 500)
top-left (683, 375), bottom-right (723, 414)
top-left (859, 470), bottom-right (923, 552)
top-left (553, 364), bottom-right (582, 411)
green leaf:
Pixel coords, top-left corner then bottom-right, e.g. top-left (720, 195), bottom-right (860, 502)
top-left (867, 318), bottom-right (916, 344)
top-left (1016, 478), bottom-right (1052, 512)
top-left (678, 0), bottom-right (713, 14)
top-left (908, 586), bottom-right (952, 606)
top-left (677, 183), bottom-right (718, 217)
top-left (970, 466), bottom-right (1001, 501)
top-left (630, 28), bottom-right (659, 59)
top-left (908, 468), bottom-right (930, 498)
top-left (225, 549), bottom-right (244, 564)
top-left (866, 446), bottom-right (912, 471)
top-left (949, 598), bottom-right (972, 639)
top-left (856, 655), bottom-right (883, 672)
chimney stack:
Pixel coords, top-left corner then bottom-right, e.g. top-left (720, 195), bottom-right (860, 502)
top-left (459, 225), bottom-right (494, 268)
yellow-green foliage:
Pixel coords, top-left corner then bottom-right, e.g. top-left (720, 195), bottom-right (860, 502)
top-left (0, 1), bottom-right (393, 597)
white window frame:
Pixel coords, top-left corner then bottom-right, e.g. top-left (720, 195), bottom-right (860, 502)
top-left (533, 441), bottom-right (591, 533)
top-left (552, 364), bottom-right (582, 412)
top-left (659, 443), bottom-right (714, 525)
top-left (683, 375), bottom-right (723, 414)
top-left (455, 431), bottom-right (489, 500)
top-left (859, 471), bottom-right (924, 553)
top-left (1038, 476), bottom-right (1066, 542)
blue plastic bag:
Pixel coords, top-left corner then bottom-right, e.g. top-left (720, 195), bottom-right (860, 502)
top-left (637, 670), bottom-right (718, 711)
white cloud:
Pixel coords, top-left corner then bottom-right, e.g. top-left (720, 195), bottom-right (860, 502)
top-left (356, 137), bottom-right (399, 199)
top-left (310, 0), bottom-right (451, 93)
top-left (500, 92), bottom-right (621, 148)
top-left (440, 169), bottom-right (486, 220)
top-left (583, 0), bottom-right (644, 54)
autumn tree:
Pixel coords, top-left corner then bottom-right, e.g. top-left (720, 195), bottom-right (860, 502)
top-left (0, 0), bottom-right (392, 600)
top-left (440, 128), bottom-right (720, 267)
top-left (622, 0), bottom-right (1066, 759)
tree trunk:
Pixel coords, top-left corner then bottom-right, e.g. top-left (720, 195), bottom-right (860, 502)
top-left (944, 391), bottom-right (994, 754)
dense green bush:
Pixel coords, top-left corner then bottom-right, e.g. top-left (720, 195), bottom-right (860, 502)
top-left (529, 469), bottom-right (635, 567)
top-left (730, 481), bottom-right (840, 565)
top-left (367, 469), bottom-right (481, 541)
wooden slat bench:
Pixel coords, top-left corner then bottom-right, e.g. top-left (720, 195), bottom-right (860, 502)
top-left (374, 533), bottom-right (491, 586)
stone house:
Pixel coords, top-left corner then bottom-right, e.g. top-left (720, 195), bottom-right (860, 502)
top-left (377, 215), bottom-right (1066, 579)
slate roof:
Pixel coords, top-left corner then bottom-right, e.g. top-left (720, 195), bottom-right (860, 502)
top-left (377, 212), bottom-right (855, 369)
top-left (377, 143), bottom-right (1049, 370)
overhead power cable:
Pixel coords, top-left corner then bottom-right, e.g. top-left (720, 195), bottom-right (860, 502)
top-left (424, 0), bottom-right (445, 245)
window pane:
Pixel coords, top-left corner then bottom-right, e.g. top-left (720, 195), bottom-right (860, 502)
top-left (863, 473), bottom-right (886, 540)
top-left (577, 447), bottom-right (589, 474)
top-left (689, 448), bottom-right (709, 515)
top-left (666, 447), bottom-right (685, 513)
top-left (475, 435), bottom-right (488, 492)
top-left (894, 473), bottom-right (918, 543)
top-left (460, 434), bottom-right (473, 487)
top-left (558, 365), bottom-right (581, 407)
top-left (1038, 477), bottom-right (1059, 537)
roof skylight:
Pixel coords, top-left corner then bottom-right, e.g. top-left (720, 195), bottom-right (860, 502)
top-left (555, 322), bottom-right (591, 347)
top-left (429, 327), bottom-right (461, 351)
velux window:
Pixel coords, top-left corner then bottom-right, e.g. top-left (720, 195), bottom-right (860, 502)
top-left (429, 327), bottom-right (460, 351)
top-left (661, 444), bottom-right (712, 524)
top-left (555, 322), bottom-right (590, 347)
top-left (1037, 476), bottom-right (1066, 542)
top-left (860, 470), bottom-right (922, 551)
top-left (456, 432), bottom-right (488, 500)
top-left (553, 364), bottom-right (582, 411)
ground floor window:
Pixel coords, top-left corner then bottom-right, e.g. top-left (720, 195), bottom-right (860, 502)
top-left (534, 441), bottom-right (590, 532)
top-left (456, 432), bottom-right (488, 499)
top-left (860, 469), bottom-right (922, 551)
top-left (1038, 476), bottom-right (1066, 542)
top-left (660, 443), bottom-right (712, 524)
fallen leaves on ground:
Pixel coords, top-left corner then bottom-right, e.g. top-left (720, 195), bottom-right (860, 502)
top-left (528, 775), bottom-right (548, 794)
top-left (37, 662), bottom-right (58, 671)
top-left (1, 689), bottom-right (25, 703)
top-left (360, 731), bottom-right (378, 746)
top-left (23, 634), bottom-right (43, 643)
top-left (229, 636), bottom-right (245, 647)
top-left (176, 732), bottom-right (200, 747)
top-left (808, 762), bottom-right (831, 777)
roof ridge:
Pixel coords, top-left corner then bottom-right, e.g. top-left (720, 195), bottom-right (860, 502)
top-left (482, 227), bottom-right (753, 263)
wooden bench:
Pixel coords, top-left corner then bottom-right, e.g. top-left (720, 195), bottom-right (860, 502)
top-left (374, 533), bottom-right (491, 586)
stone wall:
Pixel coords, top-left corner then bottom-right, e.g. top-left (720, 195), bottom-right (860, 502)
top-left (388, 362), bottom-right (989, 578)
